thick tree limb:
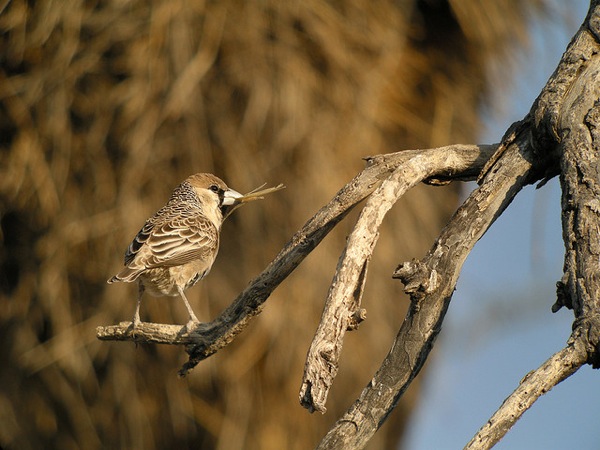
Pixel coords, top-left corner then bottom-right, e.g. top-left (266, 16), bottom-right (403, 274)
top-left (462, 3), bottom-right (600, 449)
top-left (97, 144), bottom-right (495, 376)
top-left (463, 3), bottom-right (600, 448)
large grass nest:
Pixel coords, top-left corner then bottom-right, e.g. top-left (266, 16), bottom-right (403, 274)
top-left (0, 0), bottom-right (548, 448)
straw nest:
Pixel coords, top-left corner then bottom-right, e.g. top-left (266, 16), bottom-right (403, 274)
top-left (0, 0), bottom-right (547, 448)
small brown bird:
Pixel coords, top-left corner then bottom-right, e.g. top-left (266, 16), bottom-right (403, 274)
top-left (108, 173), bottom-right (252, 329)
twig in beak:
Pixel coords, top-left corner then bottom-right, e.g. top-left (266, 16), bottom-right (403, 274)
top-left (238, 183), bottom-right (286, 203)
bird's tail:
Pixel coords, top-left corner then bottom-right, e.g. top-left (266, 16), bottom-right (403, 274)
top-left (107, 267), bottom-right (142, 284)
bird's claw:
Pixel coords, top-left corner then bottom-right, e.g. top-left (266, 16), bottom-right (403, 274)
top-left (129, 318), bottom-right (141, 342)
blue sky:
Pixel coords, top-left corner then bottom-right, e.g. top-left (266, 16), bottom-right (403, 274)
top-left (403, 1), bottom-right (600, 449)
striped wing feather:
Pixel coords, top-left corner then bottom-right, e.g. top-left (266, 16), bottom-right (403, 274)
top-left (116, 214), bottom-right (218, 280)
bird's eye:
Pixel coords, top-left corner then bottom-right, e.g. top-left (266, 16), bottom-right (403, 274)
top-left (209, 185), bottom-right (220, 193)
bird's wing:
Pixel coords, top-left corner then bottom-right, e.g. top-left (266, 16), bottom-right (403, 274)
top-left (124, 215), bottom-right (219, 269)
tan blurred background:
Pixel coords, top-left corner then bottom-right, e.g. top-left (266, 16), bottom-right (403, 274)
top-left (0, 1), bottom-right (549, 449)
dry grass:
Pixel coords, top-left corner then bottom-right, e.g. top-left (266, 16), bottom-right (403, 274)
top-left (0, 0), bottom-right (547, 448)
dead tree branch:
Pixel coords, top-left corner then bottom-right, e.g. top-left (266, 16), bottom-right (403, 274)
top-left (316, 119), bottom-right (541, 449)
top-left (299, 146), bottom-right (500, 413)
top-left (316, 2), bottom-right (600, 448)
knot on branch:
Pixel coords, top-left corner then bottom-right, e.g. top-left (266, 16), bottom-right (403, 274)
top-left (571, 315), bottom-right (600, 368)
top-left (393, 260), bottom-right (439, 303)
top-left (553, 277), bottom-right (575, 313)
top-left (347, 308), bottom-right (367, 331)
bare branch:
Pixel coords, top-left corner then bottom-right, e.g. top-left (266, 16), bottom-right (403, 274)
top-left (317, 121), bottom-right (540, 449)
top-left (97, 321), bottom-right (210, 344)
top-left (95, 3), bottom-right (600, 448)
top-left (300, 146), bottom-right (495, 413)
top-left (465, 340), bottom-right (588, 450)
top-left (318, 3), bottom-right (600, 447)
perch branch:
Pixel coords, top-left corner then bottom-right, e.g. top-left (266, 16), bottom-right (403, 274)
top-left (97, 144), bottom-right (495, 375)
top-left (300, 147), bottom-right (496, 413)
top-left (97, 321), bottom-right (211, 344)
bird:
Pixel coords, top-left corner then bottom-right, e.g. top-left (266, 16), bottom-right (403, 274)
top-left (108, 173), bottom-right (246, 330)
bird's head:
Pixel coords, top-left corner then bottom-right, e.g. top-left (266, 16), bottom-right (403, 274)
top-left (186, 173), bottom-right (285, 223)
top-left (186, 173), bottom-right (243, 224)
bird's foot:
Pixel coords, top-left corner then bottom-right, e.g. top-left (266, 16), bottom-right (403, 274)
top-left (130, 315), bottom-right (141, 337)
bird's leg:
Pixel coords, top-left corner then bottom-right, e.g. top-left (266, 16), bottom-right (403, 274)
top-left (132, 282), bottom-right (144, 329)
top-left (176, 285), bottom-right (200, 330)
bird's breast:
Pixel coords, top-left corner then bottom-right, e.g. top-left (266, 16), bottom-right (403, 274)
top-left (175, 259), bottom-right (212, 289)
top-left (139, 267), bottom-right (179, 297)
top-left (139, 260), bottom-right (212, 297)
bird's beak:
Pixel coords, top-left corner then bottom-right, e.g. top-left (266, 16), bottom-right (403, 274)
top-left (221, 183), bottom-right (285, 220)
top-left (222, 188), bottom-right (243, 206)
top-left (220, 188), bottom-right (244, 220)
